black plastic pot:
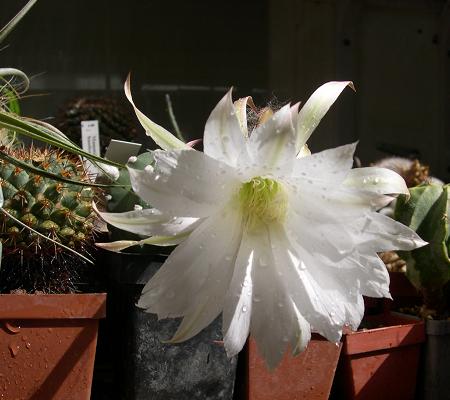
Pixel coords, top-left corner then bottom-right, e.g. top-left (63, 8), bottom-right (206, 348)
top-left (93, 251), bottom-right (237, 400)
top-left (420, 319), bottom-right (450, 400)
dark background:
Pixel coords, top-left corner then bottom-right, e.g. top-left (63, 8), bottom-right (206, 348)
top-left (1, 0), bottom-right (449, 180)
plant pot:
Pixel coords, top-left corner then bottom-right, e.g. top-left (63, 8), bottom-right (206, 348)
top-left (0, 293), bottom-right (106, 400)
top-left (95, 251), bottom-right (237, 400)
top-left (419, 319), bottom-right (450, 400)
top-left (245, 334), bottom-right (342, 400)
top-left (333, 312), bottom-right (425, 400)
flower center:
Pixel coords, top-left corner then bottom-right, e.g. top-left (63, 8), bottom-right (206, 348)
top-left (238, 177), bottom-right (288, 231)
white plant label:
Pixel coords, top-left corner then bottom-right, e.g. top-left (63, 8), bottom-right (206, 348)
top-left (81, 120), bottom-right (100, 176)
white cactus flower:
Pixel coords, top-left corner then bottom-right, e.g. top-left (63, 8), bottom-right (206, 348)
top-left (97, 80), bottom-right (427, 369)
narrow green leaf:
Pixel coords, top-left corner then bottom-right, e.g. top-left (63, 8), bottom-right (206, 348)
top-left (0, 111), bottom-right (124, 168)
top-left (0, 0), bottom-right (37, 45)
top-left (125, 74), bottom-right (188, 150)
top-left (0, 151), bottom-right (128, 189)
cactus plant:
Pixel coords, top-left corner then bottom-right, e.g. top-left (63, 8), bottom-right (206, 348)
top-left (55, 96), bottom-right (138, 155)
top-left (394, 183), bottom-right (450, 315)
top-left (0, 146), bottom-right (97, 293)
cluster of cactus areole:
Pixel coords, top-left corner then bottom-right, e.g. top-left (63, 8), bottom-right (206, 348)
top-left (0, 146), bottom-right (97, 293)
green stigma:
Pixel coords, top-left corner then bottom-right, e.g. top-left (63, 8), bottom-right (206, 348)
top-left (238, 177), bottom-right (288, 231)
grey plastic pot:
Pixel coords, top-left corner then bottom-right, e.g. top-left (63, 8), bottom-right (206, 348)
top-left (420, 319), bottom-right (450, 400)
top-left (94, 251), bottom-right (237, 400)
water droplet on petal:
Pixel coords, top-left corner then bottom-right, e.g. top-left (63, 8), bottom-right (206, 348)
top-left (128, 156), bottom-right (137, 163)
top-left (145, 165), bottom-right (153, 173)
top-left (242, 306), bottom-right (248, 313)
top-left (154, 174), bottom-right (161, 181)
top-left (259, 256), bottom-right (268, 267)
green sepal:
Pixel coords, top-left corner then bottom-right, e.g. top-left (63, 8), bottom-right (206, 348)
top-left (106, 152), bottom-right (153, 213)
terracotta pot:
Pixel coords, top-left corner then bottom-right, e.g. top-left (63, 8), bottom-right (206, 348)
top-left (0, 293), bottom-right (106, 400)
top-left (246, 334), bottom-right (342, 400)
top-left (334, 312), bottom-right (425, 400)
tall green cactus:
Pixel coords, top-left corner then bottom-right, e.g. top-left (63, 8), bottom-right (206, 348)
top-left (394, 184), bottom-right (450, 313)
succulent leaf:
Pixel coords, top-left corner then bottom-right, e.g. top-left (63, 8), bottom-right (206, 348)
top-left (395, 184), bottom-right (450, 305)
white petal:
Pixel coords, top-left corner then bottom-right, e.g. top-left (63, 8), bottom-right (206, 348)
top-left (296, 81), bottom-right (354, 152)
top-left (351, 212), bottom-right (428, 252)
top-left (285, 189), bottom-right (359, 261)
top-left (124, 75), bottom-right (187, 150)
top-left (290, 102), bottom-right (300, 131)
top-left (268, 226), bottom-right (348, 342)
top-left (222, 231), bottom-right (255, 358)
top-left (95, 204), bottom-right (199, 237)
top-left (277, 225), bottom-right (366, 336)
top-left (203, 89), bottom-right (249, 167)
top-left (292, 142), bottom-right (357, 183)
top-left (138, 208), bottom-right (243, 342)
top-left (297, 144), bottom-right (311, 158)
top-left (247, 104), bottom-right (296, 176)
top-left (128, 149), bottom-right (239, 218)
top-left (285, 177), bottom-right (393, 219)
top-left (249, 227), bottom-right (310, 369)
top-left (343, 167), bottom-right (408, 196)
top-left (349, 252), bottom-right (391, 298)
top-left (95, 233), bottom-right (190, 252)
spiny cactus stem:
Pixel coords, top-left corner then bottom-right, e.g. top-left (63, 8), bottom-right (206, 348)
top-left (0, 206), bottom-right (93, 265)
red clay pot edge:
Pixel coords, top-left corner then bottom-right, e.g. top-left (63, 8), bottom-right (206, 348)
top-left (343, 313), bottom-right (425, 355)
top-left (0, 293), bottom-right (106, 319)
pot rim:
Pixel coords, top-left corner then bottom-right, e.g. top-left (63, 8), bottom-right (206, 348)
top-left (0, 293), bottom-right (106, 319)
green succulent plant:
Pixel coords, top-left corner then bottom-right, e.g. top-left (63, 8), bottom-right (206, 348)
top-left (394, 183), bottom-right (450, 315)
top-left (0, 146), bottom-right (97, 293)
